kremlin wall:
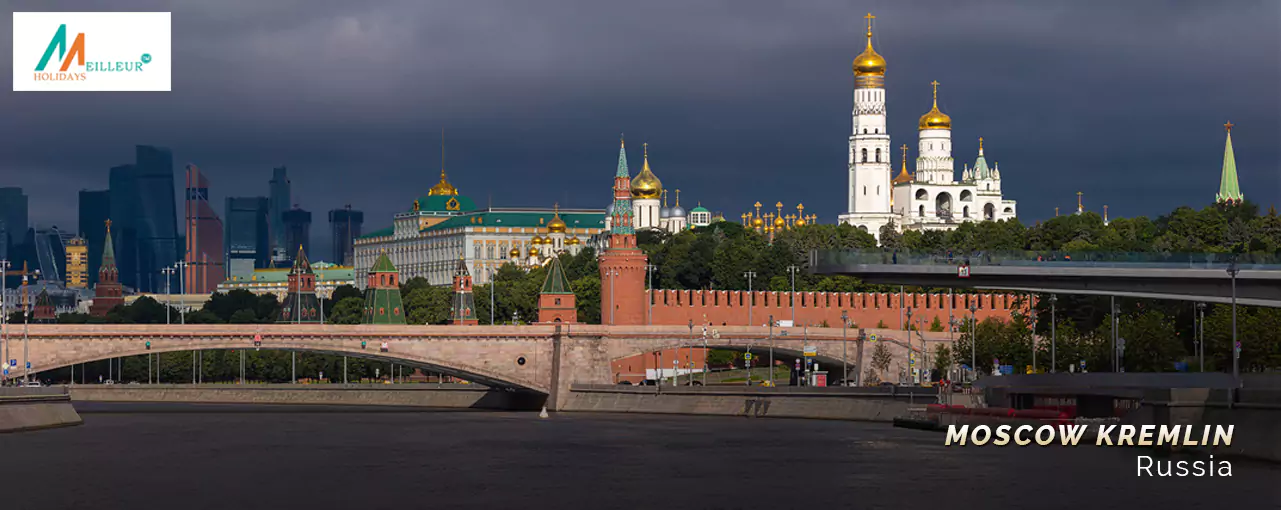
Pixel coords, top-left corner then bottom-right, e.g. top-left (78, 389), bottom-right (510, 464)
top-left (646, 289), bottom-right (1020, 328)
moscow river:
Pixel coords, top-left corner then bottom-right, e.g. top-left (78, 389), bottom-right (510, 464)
top-left (1, 403), bottom-right (1278, 509)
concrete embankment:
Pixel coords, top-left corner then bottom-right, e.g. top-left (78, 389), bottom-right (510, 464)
top-left (0, 387), bottom-right (83, 432)
top-left (1127, 386), bottom-right (1281, 463)
top-left (562, 384), bottom-right (939, 422)
top-left (70, 384), bottom-right (544, 411)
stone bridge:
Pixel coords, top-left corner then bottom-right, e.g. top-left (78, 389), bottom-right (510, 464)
top-left (3, 324), bottom-right (950, 410)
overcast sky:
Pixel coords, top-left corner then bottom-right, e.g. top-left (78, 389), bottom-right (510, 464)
top-left (3, 0), bottom-right (1279, 258)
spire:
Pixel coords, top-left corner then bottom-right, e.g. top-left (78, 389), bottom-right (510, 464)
top-left (971, 137), bottom-right (990, 181)
top-left (1216, 121), bottom-right (1244, 204)
top-left (540, 255), bottom-right (573, 294)
top-left (428, 128), bottom-right (459, 196)
top-left (101, 219), bottom-right (116, 269)
top-left (978, 136), bottom-right (984, 156)
top-left (292, 245), bottom-right (313, 274)
top-left (892, 144), bottom-right (912, 184)
top-left (1076, 192), bottom-right (1084, 215)
top-left (615, 135), bottom-right (630, 178)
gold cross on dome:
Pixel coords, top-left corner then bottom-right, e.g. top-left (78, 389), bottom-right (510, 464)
top-left (931, 80), bottom-right (939, 102)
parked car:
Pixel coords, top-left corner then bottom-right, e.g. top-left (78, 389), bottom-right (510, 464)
top-left (20, 380), bottom-right (42, 387)
top-left (638, 379), bottom-right (657, 386)
top-left (103, 379), bottom-right (116, 385)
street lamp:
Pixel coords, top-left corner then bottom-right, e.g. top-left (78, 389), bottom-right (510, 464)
top-left (161, 266), bottom-right (175, 325)
top-left (968, 304), bottom-right (978, 381)
top-left (768, 314), bottom-right (775, 387)
top-left (1196, 302), bottom-right (1206, 372)
top-left (1049, 294), bottom-right (1058, 373)
top-left (174, 261), bottom-right (189, 324)
top-left (22, 268), bottom-right (40, 384)
top-left (646, 264), bottom-right (658, 325)
top-left (687, 319), bottom-right (694, 386)
top-left (1228, 258), bottom-right (1240, 390)
top-left (786, 265), bottom-right (800, 323)
top-left (0, 259), bottom-right (8, 386)
top-left (840, 310), bottom-right (848, 386)
top-left (743, 271), bottom-right (756, 326)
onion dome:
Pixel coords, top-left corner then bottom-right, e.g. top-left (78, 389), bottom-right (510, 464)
top-left (509, 247), bottom-right (521, 258)
top-left (852, 15), bottom-right (886, 78)
top-left (660, 206), bottom-right (672, 219)
top-left (567, 236), bottom-right (581, 246)
top-left (547, 205), bottom-right (567, 234)
top-left (918, 80), bottom-right (952, 130)
top-left (671, 205), bottom-right (686, 218)
top-left (752, 216), bottom-right (763, 228)
top-left (630, 143), bottom-right (663, 199)
top-left (529, 246), bottom-right (540, 257)
top-left (773, 215), bottom-right (785, 228)
top-left (794, 216), bottom-right (807, 227)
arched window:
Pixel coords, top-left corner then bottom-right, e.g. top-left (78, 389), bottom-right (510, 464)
top-left (875, 128), bottom-right (879, 134)
top-left (919, 205), bottom-right (925, 217)
top-left (875, 148), bottom-right (881, 162)
top-left (877, 185), bottom-right (881, 195)
top-left (861, 148), bottom-right (867, 163)
top-left (863, 128), bottom-right (867, 134)
top-left (863, 186), bottom-right (867, 195)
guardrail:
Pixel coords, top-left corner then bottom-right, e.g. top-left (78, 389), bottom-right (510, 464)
top-left (816, 250), bottom-right (1281, 270)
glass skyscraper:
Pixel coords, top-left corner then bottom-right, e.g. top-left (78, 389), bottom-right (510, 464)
top-left (328, 207), bottom-right (363, 266)
top-left (78, 189), bottom-right (111, 286)
top-left (0, 187), bottom-right (29, 262)
top-left (224, 196), bottom-right (269, 278)
top-left (282, 207), bottom-right (312, 262)
top-left (108, 146), bottom-right (179, 292)
top-left (268, 166), bottom-right (290, 263)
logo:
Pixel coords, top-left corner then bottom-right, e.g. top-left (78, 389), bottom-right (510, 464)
top-left (14, 12), bottom-right (171, 91)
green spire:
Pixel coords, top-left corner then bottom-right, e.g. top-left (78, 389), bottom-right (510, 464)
top-left (615, 136), bottom-right (630, 178)
top-left (291, 245), bottom-right (313, 275)
top-left (541, 255), bottom-right (573, 294)
top-left (972, 137), bottom-right (991, 180)
top-left (1216, 122), bottom-right (1243, 204)
top-left (101, 219), bottom-right (116, 269)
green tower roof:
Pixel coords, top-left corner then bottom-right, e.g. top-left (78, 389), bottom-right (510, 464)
top-left (540, 256), bottom-right (574, 295)
top-left (370, 251), bottom-right (398, 273)
top-left (291, 246), bottom-right (314, 275)
top-left (1216, 123), bottom-right (1243, 204)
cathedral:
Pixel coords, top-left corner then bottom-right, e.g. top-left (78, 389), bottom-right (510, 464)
top-left (604, 143), bottom-right (713, 234)
top-left (837, 14), bottom-right (1017, 239)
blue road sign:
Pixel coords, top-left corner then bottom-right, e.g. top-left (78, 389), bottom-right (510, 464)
top-left (744, 353), bottom-right (752, 360)
top-left (8, 359), bottom-right (15, 367)
top-left (25, 362), bottom-right (31, 369)
top-left (999, 365), bottom-right (1014, 375)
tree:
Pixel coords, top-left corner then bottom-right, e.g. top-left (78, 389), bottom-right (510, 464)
top-left (929, 316), bottom-right (944, 332)
top-left (933, 344), bottom-right (953, 375)
top-left (326, 297), bottom-right (365, 325)
top-left (871, 343), bottom-right (892, 381)
top-left (228, 309), bottom-right (258, 324)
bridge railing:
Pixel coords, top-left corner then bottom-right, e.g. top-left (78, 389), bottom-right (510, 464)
top-left (815, 250), bottom-right (1281, 270)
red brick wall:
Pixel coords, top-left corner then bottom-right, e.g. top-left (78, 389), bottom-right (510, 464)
top-left (538, 293), bottom-right (577, 324)
top-left (645, 290), bottom-right (1021, 328)
top-left (599, 248), bottom-right (648, 325)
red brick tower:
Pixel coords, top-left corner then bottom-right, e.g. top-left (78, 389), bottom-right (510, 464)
top-left (598, 138), bottom-right (648, 325)
top-left (90, 219), bottom-right (124, 317)
top-left (451, 258), bottom-right (479, 325)
top-left (538, 255), bottom-right (577, 324)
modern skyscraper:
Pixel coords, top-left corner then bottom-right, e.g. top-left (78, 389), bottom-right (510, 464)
top-left (224, 196), bottom-right (269, 279)
top-left (65, 236), bottom-right (87, 288)
top-left (109, 146), bottom-right (180, 292)
top-left (184, 164), bottom-right (225, 294)
top-left (268, 166), bottom-right (291, 263)
top-left (328, 206), bottom-right (363, 266)
top-left (0, 187), bottom-right (29, 261)
top-left (78, 189), bottom-right (110, 286)
top-left (282, 206), bottom-right (311, 261)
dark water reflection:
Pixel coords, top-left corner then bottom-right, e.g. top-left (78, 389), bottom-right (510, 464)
top-left (0, 403), bottom-right (1277, 510)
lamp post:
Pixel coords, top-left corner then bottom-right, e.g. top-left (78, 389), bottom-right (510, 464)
top-left (1196, 302), bottom-right (1206, 372)
top-left (968, 304), bottom-right (978, 382)
top-left (768, 314), bottom-right (775, 387)
top-left (743, 271), bottom-right (756, 326)
top-left (1050, 294), bottom-right (1058, 373)
top-left (490, 268), bottom-right (495, 325)
top-left (786, 265), bottom-right (799, 323)
top-left (1111, 296), bottom-right (1118, 372)
top-left (687, 319), bottom-right (694, 386)
top-left (175, 261), bottom-right (188, 324)
top-left (0, 259), bottom-right (8, 386)
top-left (646, 264), bottom-right (657, 325)
top-left (22, 269), bottom-right (39, 384)
top-left (840, 310), bottom-right (848, 386)
top-left (161, 266), bottom-right (175, 325)
top-left (1228, 259), bottom-right (1239, 388)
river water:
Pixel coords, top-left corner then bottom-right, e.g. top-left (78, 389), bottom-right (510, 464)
top-left (1, 403), bottom-right (1277, 509)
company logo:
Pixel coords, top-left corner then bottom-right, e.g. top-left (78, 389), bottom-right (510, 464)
top-left (14, 12), bottom-right (170, 92)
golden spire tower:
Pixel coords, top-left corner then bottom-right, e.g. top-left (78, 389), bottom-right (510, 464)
top-left (853, 13), bottom-right (886, 87)
top-left (429, 129), bottom-right (459, 196)
top-left (630, 142), bottom-right (662, 200)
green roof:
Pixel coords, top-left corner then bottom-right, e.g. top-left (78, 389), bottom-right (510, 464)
top-left (690, 206), bottom-right (709, 213)
top-left (222, 266), bottom-right (354, 285)
top-left (540, 256), bottom-right (573, 294)
top-left (411, 194), bottom-right (478, 214)
top-left (421, 210), bottom-right (605, 233)
top-left (370, 252), bottom-right (398, 273)
top-left (291, 246), bottom-right (313, 275)
top-left (360, 226), bottom-right (394, 240)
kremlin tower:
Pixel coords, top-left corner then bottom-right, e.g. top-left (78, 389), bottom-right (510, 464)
top-left (538, 255), bottom-right (577, 324)
top-left (450, 258), bottom-right (479, 325)
top-left (279, 246), bottom-right (321, 323)
top-left (599, 138), bottom-right (649, 325)
top-left (363, 251), bottom-right (406, 324)
top-left (90, 220), bottom-right (123, 317)
top-left (1216, 122), bottom-right (1243, 204)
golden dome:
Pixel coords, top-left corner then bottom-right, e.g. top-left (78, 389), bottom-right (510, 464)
top-left (853, 13), bottom-right (885, 77)
top-left (751, 216), bottom-right (763, 228)
top-left (509, 247), bottom-right (521, 258)
top-left (794, 216), bottom-right (807, 227)
top-left (918, 80), bottom-right (952, 130)
top-left (892, 143), bottom-right (913, 184)
top-left (529, 246), bottom-right (540, 257)
top-left (773, 215), bottom-right (785, 228)
top-left (630, 143), bottom-right (663, 200)
top-left (428, 168), bottom-right (459, 196)
top-left (567, 236), bottom-right (581, 246)
top-left (547, 206), bottom-right (567, 233)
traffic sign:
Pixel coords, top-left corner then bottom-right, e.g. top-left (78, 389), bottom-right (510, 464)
top-left (2, 369), bottom-right (7, 376)
top-left (803, 346), bottom-right (817, 357)
top-left (25, 362), bottom-right (31, 369)
top-left (744, 353), bottom-right (752, 361)
top-left (957, 265), bottom-right (971, 278)
top-left (909, 358), bottom-right (915, 366)
top-left (8, 359), bottom-right (15, 367)
top-left (999, 365), bottom-right (1014, 375)
top-left (1235, 341), bottom-right (1242, 353)
top-left (868, 334), bottom-right (878, 343)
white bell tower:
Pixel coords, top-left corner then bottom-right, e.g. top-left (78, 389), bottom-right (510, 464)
top-left (839, 13), bottom-right (897, 237)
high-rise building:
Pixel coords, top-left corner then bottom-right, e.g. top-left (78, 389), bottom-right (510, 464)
top-left (328, 207), bottom-right (363, 266)
top-left (0, 187), bottom-right (29, 261)
top-left (282, 207), bottom-right (311, 261)
top-left (268, 166), bottom-right (291, 263)
top-left (184, 164), bottom-right (225, 294)
top-left (109, 146), bottom-right (180, 292)
top-left (31, 227), bottom-right (71, 283)
top-left (224, 196), bottom-right (269, 280)
top-left (66, 236), bottom-right (87, 288)
top-left (78, 189), bottom-right (110, 285)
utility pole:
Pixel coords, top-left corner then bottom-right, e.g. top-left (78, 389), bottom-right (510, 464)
top-left (1050, 294), bottom-right (1057, 373)
top-left (1228, 259), bottom-right (1240, 394)
top-left (968, 304), bottom-right (978, 382)
top-left (768, 314), bottom-right (775, 387)
top-left (0, 259), bottom-right (8, 386)
top-left (743, 271), bottom-right (756, 326)
top-left (841, 310), bottom-right (848, 386)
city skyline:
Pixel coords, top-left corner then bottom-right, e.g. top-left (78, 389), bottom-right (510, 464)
top-left (2, 1), bottom-right (1278, 260)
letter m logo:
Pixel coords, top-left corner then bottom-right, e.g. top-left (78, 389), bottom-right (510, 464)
top-left (35, 24), bottom-right (85, 72)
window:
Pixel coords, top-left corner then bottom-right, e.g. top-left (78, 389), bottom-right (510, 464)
top-left (555, 298), bottom-right (561, 305)
top-left (861, 148), bottom-right (867, 163)
top-left (877, 185), bottom-right (881, 195)
top-left (875, 148), bottom-right (881, 162)
top-left (875, 128), bottom-right (879, 134)
top-left (863, 128), bottom-right (867, 134)
top-left (863, 186), bottom-right (867, 195)
top-left (919, 205), bottom-right (925, 217)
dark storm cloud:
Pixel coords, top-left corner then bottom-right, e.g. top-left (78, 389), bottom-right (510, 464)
top-left (2, 0), bottom-right (1278, 256)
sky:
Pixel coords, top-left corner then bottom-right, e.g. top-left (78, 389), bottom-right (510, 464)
top-left (3, 0), bottom-right (1279, 259)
